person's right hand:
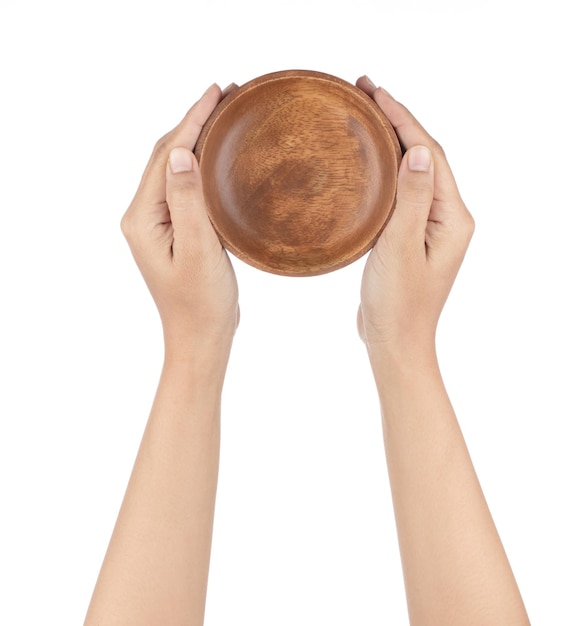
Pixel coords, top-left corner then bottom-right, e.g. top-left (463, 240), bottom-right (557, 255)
top-left (356, 77), bottom-right (475, 359)
top-left (121, 84), bottom-right (239, 356)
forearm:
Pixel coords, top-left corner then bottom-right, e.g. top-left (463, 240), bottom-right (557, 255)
top-left (85, 340), bottom-right (230, 626)
top-left (370, 347), bottom-right (529, 626)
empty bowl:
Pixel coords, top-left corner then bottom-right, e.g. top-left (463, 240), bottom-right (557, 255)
top-left (194, 69), bottom-right (401, 276)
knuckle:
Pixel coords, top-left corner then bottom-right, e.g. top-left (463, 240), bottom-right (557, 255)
top-left (120, 209), bottom-right (137, 241)
top-left (120, 213), bottom-right (131, 238)
top-left (460, 207), bottom-right (476, 237)
top-left (151, 132), bottom-right (171, 160)
top-left (168, 177), bottom-right (199, 204)
top-left (466, 212), bottom-right (476, 235)
top-left (450, 206), bottom-right (475, 241)
top-left (431, 138), bottom-right (446, 158)
top-left (402, 180), bottom-right (433, 207)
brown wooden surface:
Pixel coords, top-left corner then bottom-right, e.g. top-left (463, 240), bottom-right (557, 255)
top-left (195, 70), bottom-right (402, 277)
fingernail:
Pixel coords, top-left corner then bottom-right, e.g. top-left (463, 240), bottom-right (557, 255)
top-left (169, 147), bottom-right (194, 173)
top-left (363, 75), bottom-right (376, 89)
top-left (408, 146), bottom-right (432, 172)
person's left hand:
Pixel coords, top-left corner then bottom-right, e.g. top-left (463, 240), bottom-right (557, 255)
top-left (121, 84), bottom-right (240, 354)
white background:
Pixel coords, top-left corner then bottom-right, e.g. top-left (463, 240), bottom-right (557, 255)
top-left (1, 0), bottom-right (586, 624)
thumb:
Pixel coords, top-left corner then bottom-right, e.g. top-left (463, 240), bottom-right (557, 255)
top-left (388, 145), bottom-right (434, 250)
top-left (165, 147), bottom-right (216, 257)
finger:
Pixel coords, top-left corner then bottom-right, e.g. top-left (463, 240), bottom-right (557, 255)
top-left (356, 79), bottom-right (462, 207)
top-left (357, 76), bottom-right (437, 153)
top-left (131, 84), bottom-right (223, 215)
top-left (384, 145), bottom-right (434, 255)
top-left (222, 82), bottom-right (239, 98)
top-left (372, 88), bottom-right (438, 152)
top-left (165, 147), bottom-right (220, 260)
top-left (356, 75), bottom-right (377, 99)
top-left (153, 83), bottom-right (222, 164)
top-left (373, 88), bottom-right (461, 203)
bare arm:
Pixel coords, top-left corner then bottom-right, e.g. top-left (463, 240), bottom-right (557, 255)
top-left (357, 77), bottom-right (530, 626)
top-left (84, 85), bottom-right (239, 626)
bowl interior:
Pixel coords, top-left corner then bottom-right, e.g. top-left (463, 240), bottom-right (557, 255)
top-left (196, 71), bottom-right (401, 276)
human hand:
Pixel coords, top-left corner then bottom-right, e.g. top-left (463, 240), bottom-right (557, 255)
top-left (121, 84), bottom-right (239, 355)
top-left (356, 77), bottom-right (475, 359)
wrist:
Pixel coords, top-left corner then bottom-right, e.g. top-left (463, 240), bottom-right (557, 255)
top-left (359, 307), bottom-right (438, 363)
top-left (163, 330), bottom-right (233, 383)
top-left (163, 316), bottom-right (235, 354)
top-left (364, 327), bottom-right (437, 366)
top-left (159, 303), bottom-right (239, 355)
top-left (365, 339), bottom-right (440, 391)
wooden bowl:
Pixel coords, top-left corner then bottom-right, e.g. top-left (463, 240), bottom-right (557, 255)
top-left (195, 70), bottom-right (401, 276)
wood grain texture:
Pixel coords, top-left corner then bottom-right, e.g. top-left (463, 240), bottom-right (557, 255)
top-left (195, 70), bottom-right (402, 277)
